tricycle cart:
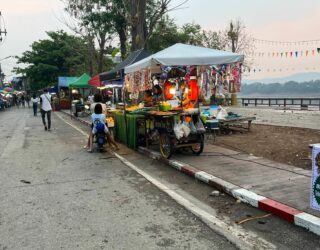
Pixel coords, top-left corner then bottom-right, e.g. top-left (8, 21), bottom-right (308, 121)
top-left (144, 112), bottom-right (204, 159)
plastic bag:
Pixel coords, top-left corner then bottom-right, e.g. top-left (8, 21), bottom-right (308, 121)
top-left (216, 106), bottom-right (228, 119)
top-left (181, 122), bottom-right (191, 137)
top-left (189, 121), bottom-right (197, 134)
top-left (174, 122), bottom-right (184, 140)
top-left (195, 119), bottom-right (206, 133)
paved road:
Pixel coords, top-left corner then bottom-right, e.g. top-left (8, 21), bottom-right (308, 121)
top-left (0, 108), bottom-right (237, 250)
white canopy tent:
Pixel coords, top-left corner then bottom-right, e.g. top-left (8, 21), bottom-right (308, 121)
top-left (125, 43), bottom-right (244, 73)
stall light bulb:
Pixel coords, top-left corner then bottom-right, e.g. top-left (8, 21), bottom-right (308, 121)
top-left (169, 88), bottom-right (176, 95)
top-left (185, 87), bottom-right (189, 94)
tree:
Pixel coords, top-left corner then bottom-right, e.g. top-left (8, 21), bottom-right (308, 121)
top-left (201, 30), bottom-right (225, 50)
top-left (147, 18), bottom-right (207, 52)
top-left (224, 19), bottom-right (254, 66)
top-left (65, 0), bottom-right (116, 73)
top-left (129, 0), bottom-right (189, 51)
top-left (146, 16), bottom-right (184, 52)
top-left (180, 22), bottom-right (203, 46)
top-left (15, 31), bottom-right (90, 90)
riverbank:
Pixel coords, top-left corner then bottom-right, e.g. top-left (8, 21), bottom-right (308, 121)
top-left (213, 106), bottom-right (320, 169)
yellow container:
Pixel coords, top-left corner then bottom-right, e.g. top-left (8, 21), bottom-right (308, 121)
top-left (231, 93), bottom-right (237, 106)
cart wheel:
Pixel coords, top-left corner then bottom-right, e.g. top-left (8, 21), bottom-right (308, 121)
top-left (191, 133), bottom-right (204, 155)
top-left (159, 133), bottom-right (173, 159)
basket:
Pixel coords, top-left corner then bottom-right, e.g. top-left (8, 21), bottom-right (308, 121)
top-left (159, 104), bottom-right (171, 111)
top-left (206, 119), bottom-right (219, 129)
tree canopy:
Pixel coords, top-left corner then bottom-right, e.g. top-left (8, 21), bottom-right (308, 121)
top-left (15, 31), bottom-right (93, 90)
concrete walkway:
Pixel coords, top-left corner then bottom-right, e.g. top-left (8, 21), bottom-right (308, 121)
top-left (173, 144), bottom-right (316, 215)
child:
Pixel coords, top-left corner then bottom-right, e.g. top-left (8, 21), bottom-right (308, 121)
top-left (88, 103), bottom-right (119, 152)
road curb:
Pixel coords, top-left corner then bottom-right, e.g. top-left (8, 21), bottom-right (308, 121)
top-left (138, 146), bottom-right (320, 236)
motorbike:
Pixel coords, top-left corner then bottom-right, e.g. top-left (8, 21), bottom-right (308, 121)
top-left (94, 123), bottom-right (107, 152)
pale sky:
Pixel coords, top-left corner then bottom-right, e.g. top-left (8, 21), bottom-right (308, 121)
top-left (1, 0), bottom-right (320, 81)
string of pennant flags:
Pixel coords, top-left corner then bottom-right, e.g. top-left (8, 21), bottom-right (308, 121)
top-left (248, 48), bottom-right (320, 58)
top-left (254, 38), bottom-right (320, 46)
top-left (243, 66), bottom-right (320, 74)
top-left (245, 38), bottom-right (320, 74)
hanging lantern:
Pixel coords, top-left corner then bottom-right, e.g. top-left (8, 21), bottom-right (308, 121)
top-left (188, 77), bottom-right (199, 101)
top-left (163, 81), bottom-right (175, 100)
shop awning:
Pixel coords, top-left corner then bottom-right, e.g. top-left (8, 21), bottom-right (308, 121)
top-left (102, 80), bottom-right (123, 88)
top-left (69, 73), bottom-right (92, 88)
top-left (125, 43), bottom-right (244, 73)
top-left (58, 76), bottom-right (79, 87)
top-left (89, 49), bottom-right (151, 87)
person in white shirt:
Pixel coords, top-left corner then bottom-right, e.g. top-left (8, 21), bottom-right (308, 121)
top-left (84, 93), bottom-right (107, 149)
top-left (31, 94), bottom-right (39, 116)
top-left (40, 89), bottom-right (53, 131)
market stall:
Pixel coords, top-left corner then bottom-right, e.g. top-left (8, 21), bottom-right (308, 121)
top-left (69, 73), bottom-right (92, 116)
top-left (117, 43), bottom-right (244, 158)
top-left (89, 49), bottom-right (150, 104)
top-left (58, 76), bottom-right (79, 109)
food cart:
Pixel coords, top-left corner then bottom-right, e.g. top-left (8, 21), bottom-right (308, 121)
top-left (120, 43), bottom-right (244, 158)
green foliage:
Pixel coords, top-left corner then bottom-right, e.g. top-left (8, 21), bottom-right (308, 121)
top-left (146, 16), bottom-right (186, 52)
top-left (16, 31), bottom-right (89, 91)
top-left (147, 17), bottom-right (209, 53)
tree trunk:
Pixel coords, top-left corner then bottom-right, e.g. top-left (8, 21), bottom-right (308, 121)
top-left (98, 36), bottom-right (106, 73)
top-left (130, 0), bottom-right (146, 51)
top-left (87, 35), bottom-right (95, 76)
top-left (119, 27), bottom-right (127, 60)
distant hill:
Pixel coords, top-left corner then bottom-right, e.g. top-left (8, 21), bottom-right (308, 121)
top-left (243, 72), bottom-right (320, 84)
top-left (240, 80), bottom-right (320, 97)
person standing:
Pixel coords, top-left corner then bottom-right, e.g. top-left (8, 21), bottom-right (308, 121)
top-left (26, 95), bottom-right (31, 108)
top-left (31, 94), bottom-right (39, 116)
top-left (40, 89), bottom-right (52, 131)
top-left (21, 95), bottom-right (25, 108)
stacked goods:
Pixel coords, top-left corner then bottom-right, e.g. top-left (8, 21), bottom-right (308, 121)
top-left (106, 117), bottom-right (114, 127)
top-left (126, 105), bottom-right (140, 112)
top-left (159, 101), bottom-right (171, 111)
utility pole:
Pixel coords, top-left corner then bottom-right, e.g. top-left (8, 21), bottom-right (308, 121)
top-left (0, 11), bottom-right (7, 42)
top-left (0, 63), bottom-right (4, 88)
top-left (0, 11), bottom-right (8, 88)
top-left (0, 56), bottom-right (13, 88)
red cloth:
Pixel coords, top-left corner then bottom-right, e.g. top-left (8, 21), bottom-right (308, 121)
top-left (188, 79), bottom-right (199, 101)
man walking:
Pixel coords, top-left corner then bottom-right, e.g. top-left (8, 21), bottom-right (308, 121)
top-left (40, 89), bottom-right (52, 131)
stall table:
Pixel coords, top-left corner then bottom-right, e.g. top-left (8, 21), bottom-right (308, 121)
top-left (114, 112), bottom-right (145, 149)
top-left (218, 116), bottom-right (256, 133)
